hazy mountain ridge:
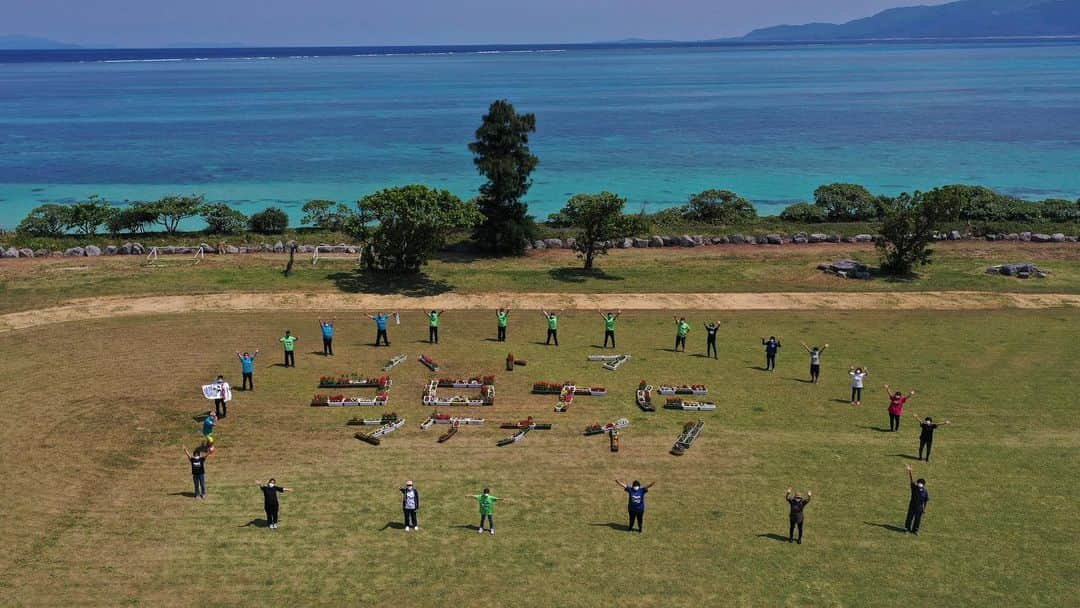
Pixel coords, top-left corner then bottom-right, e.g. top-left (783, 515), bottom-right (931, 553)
top-left (742, 0), bottom-right (1080, 41)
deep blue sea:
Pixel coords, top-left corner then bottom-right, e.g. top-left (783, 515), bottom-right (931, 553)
top-left (1, 40), bottom-right (1078, 228)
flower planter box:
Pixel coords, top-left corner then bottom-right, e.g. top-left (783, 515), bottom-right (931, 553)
top-left (671, 420), bottom-right (704, 456)
top-left (657, 384), bottom-right (707, 396)
top-left (636, 386), bottom-right (656, 412)
top-left (663, 398), bottom-right (716, 412)
top-left (382, 354), bottom-right (407, 371)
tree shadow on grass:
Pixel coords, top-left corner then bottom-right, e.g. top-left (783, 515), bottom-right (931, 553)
top-left (756, 533), bottom-right (790, 543)
top-left (589, 522), bottom-right (630, 532)
top-left (548, 267), bottom-right (625, 284)
top-left (327, 270), bottom-right (453, 297)
top-left (864, 521), bottom-right (908, 534)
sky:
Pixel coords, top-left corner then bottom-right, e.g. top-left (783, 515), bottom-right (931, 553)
top-left (2, 0), bottom-right (954, 47)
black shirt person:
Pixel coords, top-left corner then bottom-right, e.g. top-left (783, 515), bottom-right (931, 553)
top-left (904, 465), bottom-right (929, 535)
top-left (785, 487), bottom-right (812, 544)
top-left (704, 321), bottom-right (719, 359)
top-left (912, 413), bottom-right (951, 462)
top-left (256, 478), bottom-right (292, 530)
top-left (184, 446), bottom-right (209, 499)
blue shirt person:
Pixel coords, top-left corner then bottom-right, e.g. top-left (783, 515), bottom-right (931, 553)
top-left (615, 478), bottom-right (656, 533)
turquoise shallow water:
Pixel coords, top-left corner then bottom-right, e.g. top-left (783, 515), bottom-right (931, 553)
top-left (0, 40), bottom-right (1078, 228)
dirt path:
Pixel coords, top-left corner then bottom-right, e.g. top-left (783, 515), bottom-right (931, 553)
top-left (1, 291), bottom-right (1077, 333)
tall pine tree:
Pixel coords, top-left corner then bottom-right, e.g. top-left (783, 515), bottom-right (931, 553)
top-left (469, 100), bottom-right (538, 255)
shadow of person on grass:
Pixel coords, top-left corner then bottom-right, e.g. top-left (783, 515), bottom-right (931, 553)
top-left (756, 533), bottom-right (789, 542)
top-left (548, 267), bottom-right (624, 284)
top-left (327, 270), bottom-right (452, 297)
top-left (589, 522), bottom-right (629, 531)
top-left (859, 426), bottom-right (893, 433)
top-left (892, 453), bottom-right (921, 460)
top-left (864, 521), bottom-right (908, 534)
top-left (240, 519), bottom-right (269, 528)
top-left (379, 521), bottom-right (406, 531)
top-left (168, 491), bottom-right (196, 498)
top-left (448, 524), bottom-right (478, 531)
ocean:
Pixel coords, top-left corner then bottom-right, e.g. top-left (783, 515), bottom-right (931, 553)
top-left (0, 39), bottom-right (1078, 229)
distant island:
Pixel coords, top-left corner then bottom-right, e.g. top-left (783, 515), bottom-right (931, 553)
top-left (740, 0), bottom-right (1080, 42)
top-left (0, 35), bottom-right (82, 50)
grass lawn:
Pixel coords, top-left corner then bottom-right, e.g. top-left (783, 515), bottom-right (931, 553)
top-left (0, 309), bottom-right (1077, 606)
top-left (1, 241), bottom-right (1079, 314)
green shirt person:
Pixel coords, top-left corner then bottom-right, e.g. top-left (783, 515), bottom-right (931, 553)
top-left (542, 309), bottom-right (560, 346)
top-left (427, 310), bottom-right (445, 344)
top-left (280, 330), bottom-right (298, 367)
top-left (470, 488), bottom-right (501, 535)
top-left (673, 317), bottom-right (690, 352)
top-left (496, 307), bottom-right (510, 341)
top-left (600, 309), bottom-right (622, 348)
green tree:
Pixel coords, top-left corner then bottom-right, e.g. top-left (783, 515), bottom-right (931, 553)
top-left (813, 183), bottom-right (881, 221)
top-left (249, 207), bottom-right (289, 234)
top-left (66, 196), bottom-right (114, 237)
top-left (778, 201), bottom-right (826, 223)
top-left (876, 191), bottom-right (958, 275)
top-left (469, 100), bottom-right (539, 255)
top-left (559, 192), bottom-right (630, 270)
top-left (106, 205), bottom-right (158, 236)
top-left (357, 185), bottom-right (481, 273)
top-left (142, 195), bottom-right (206, 234)
top-left (201, 203), bottom-right (248, 235)
top-left (16, 204), bottom-right (71, 237)
top-left (683, 189), bottom-right (757, 224)
top-left (301, 199), bottom-right (354, 231)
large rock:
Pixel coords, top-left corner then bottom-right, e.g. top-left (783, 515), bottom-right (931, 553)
top-left (1019, 231), bottom-right (1032, 241)
top-left (34, 249), bottom-right (49, 258)
top-left (728, 234), bottom-right (746, 244)
top-left (2, 247), bottom-right (18, 258)
top-left (564, 238), bottom-right (576, 249)
top-left (821, 259), bottom-right (871, 279)
top-left (808, 233), bottom-right (827, 243)
top-left (711, 236), bottom-right (729, 245)
top-left (64, 246), bottom-right (85, 257)
top-left (854, 234), bottom-right (874, 243)
top-left (649, 236), bottom-right (664, 247)
top-left (273, 240), bottom-right (285, 253)
top-left (633, 238), bottom-right (650, 248)
top-left (119, 242), bottom-right (133, 255)
top-left (678, 234), bottom-right (696, 247)
top-left (1051, 233), bottom-right (1066, 243)
top-left (543, 238), bottom-right (563, 249)
top-left (132, 242), bottom-right (145, 255)
top-left (661, 236), bottom-right (678, 247)
top-left (532, 240), bottom-right (547, 250)
top-left (620, 237), bottom-right (634, 249)
top-left (105, 245), bottom-right (118, 255)
top-left (693, 235), bottom-right (705, 246)
top-left (84, 245), bottom-right (101, 256)
top-left (199, 243), bottom-right (214, 254)
top-left (1031, 233), bottom-right (1052, 243)
top-left (948, 230), bottom-right (962, 240)
top-left (226, 245), bottom-right (239, 254)
top-left (765, 234), bottom-right (783, 245)
top-left (826, 234), bottom-right (841, 243)
top-left (744, 235), bottom-right (758, 245)
top-left (1005, 233), bottom-right (1019, 241)
top-left (19, 248), bottom-right (35, 258)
